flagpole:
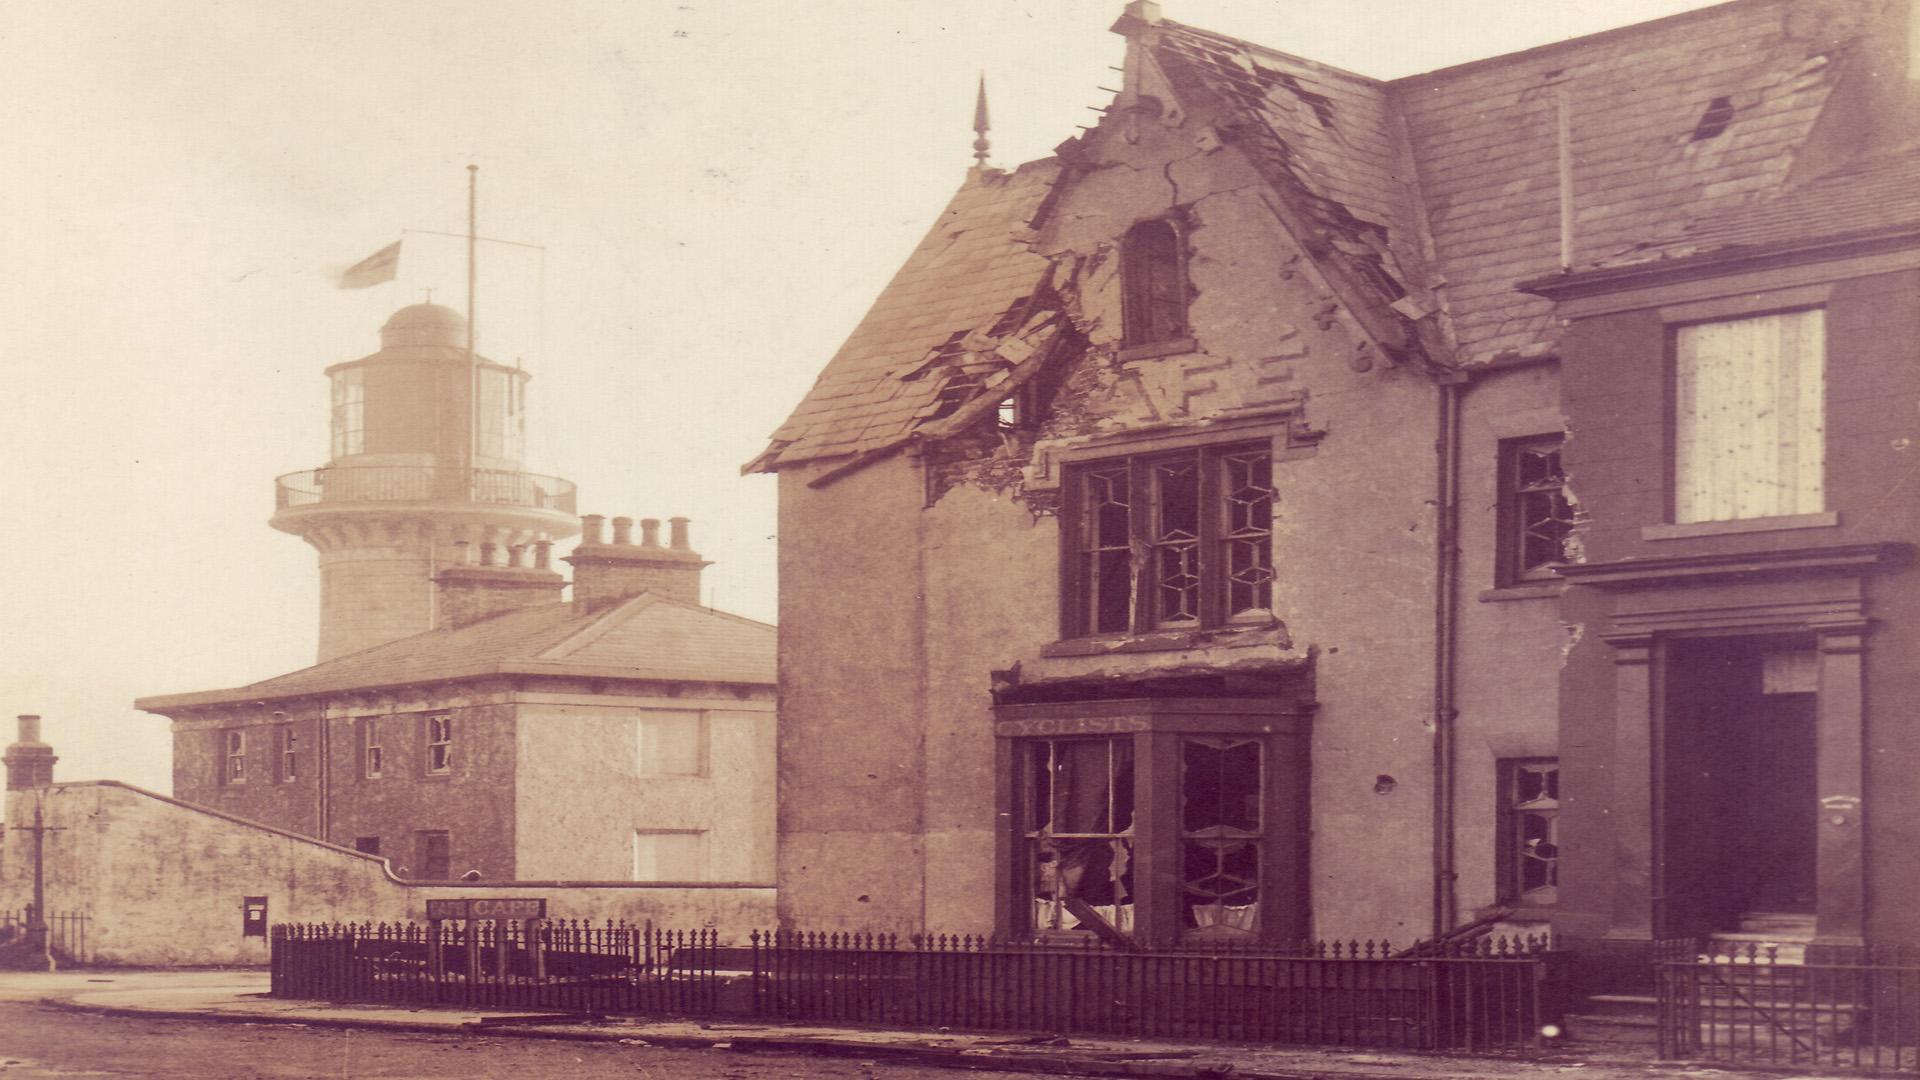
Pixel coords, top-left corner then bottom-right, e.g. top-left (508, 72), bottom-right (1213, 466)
top-left (466, 164), bottom-right (479, 474)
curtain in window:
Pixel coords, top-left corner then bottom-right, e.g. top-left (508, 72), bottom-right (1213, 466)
top-left (1674, 309), bottom-right (1824, 523)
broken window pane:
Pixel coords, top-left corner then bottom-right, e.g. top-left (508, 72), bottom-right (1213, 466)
top-left (1153, 461), bottom-right (1201, 625)
top-left (1028, 738), bottom-right (1136, 936)
top-left (1181, 737), bottom-right (1263, 932)
top-left (1083, 468), bottom-right (1134, 634)
top-left (1221, 452), bottom-right (1275, 618)
top-left (1502, 759), bottom-right (1559, 903)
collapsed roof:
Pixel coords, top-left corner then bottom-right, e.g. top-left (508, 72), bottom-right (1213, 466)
top-left (750, 0), bottom-right (1913, 475)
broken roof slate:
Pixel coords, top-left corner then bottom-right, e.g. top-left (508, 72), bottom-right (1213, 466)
top-left (750, 159), bottom-right (1062, 471)
top-left (136, 594), bottom-right (775, 710)
top-left (752, 0), bottom-right (1892, 466)
top-left (1398, 0), bottom-right (1861, 361)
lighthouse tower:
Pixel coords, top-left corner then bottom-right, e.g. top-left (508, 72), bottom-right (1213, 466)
top-left (270, 304), bottom-right (579, 661)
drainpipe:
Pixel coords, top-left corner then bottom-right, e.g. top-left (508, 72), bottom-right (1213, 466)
top-left (1432, 378), bottom-right (1465, 937)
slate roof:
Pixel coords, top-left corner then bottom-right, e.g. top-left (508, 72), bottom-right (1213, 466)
top-left (135, 594), bottom-right (776, 711)
top-left (1586, 142), bottom-right (1920, 268)
top-left (750, 0), bottom-right (1886, 472)
top-left (1398, 0), bottom-right (1860, 363)
top-left (748, 160), bottom-right (1062, 470)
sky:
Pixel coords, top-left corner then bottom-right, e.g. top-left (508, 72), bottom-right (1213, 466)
top-left (0, 0), bottom-right (1726, 798)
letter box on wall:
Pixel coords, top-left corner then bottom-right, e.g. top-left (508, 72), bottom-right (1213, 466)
top-left (242, 896), bottom-right (268, 937)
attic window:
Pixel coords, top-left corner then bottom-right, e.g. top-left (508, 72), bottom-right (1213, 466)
top-left (1691, 96), bottom-right (1735, 141)
top-left (1121, 219), bottom-right (1189, 348)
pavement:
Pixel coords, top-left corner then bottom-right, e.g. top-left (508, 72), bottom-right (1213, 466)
top-left (0, 969), bottom-right (1839, 1079)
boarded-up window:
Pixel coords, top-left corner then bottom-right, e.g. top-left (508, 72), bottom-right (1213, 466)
top-left (632, 830), bottom-right (707, 881)
top-left (1674, 309), bottom-right (1824, 523)
top-left (637, 713), bottom-right (705, 777)
top-left (415, 830), bottom-right (451, 880)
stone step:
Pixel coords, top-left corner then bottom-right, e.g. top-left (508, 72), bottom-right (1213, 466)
top-left (1562, 1011), bottom-right (1660, 1047)
top-left (1736, 912), bottom-right (1818, 936)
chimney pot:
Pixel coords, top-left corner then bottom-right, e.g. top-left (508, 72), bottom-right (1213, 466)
top-left (611, 516), bottom-right (634, 545)
top-left (17, 715), bottom-right (41, 743)
top-left (581, 514), bottom-right (606, 545)
top-left (453, 539), bottom-right (471, 564)
top-left (480, 542), bottom-right (498, 567)
top-left (507, 543), bottom-right (526, 568)
top-left (640, 518), bottom-right (662, 547)
top-left (533, 539), bottom-right (552, 570)
top-left (670, 517), bottom-right (692, 551)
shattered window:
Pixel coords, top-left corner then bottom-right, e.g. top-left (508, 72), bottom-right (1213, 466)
top-left (1152, 460), bottom-right (1202, 625)
top-left (1499, 435), bottom-right (1572, 583)
top-left (1027, 738), bottom-right (1136, 937)
top-left (1501, 759), bottom-right (1559, 903)
top-left (1222, 451), bottom-right (1275, 618)
top-left (1067, 443), bottom-right (1275, 637)
top-left (1121, 219), bottom-right (1188, 346)
top-left (223, 730), bottom-right (246, 784)
top-left (425, 714), bottom-right (453, 775)
top-left (1079, 466), bottom-right (1135, 634)
top-left (1182, 738), bottom-right (1262, 933)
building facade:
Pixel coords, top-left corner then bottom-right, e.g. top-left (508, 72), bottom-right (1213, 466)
top-left (137, 303), bottom-right (779, 886)
top-left (748, 0), bottom-right (1918, 973)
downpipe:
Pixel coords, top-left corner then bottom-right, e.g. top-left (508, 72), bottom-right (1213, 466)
top-left (1432, 378), bottom-right (1465, 938)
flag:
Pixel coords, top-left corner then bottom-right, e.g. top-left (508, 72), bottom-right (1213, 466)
top-left (338, 240), bottom-right (401, 289)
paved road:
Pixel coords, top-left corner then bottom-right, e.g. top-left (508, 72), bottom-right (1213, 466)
top-left (0, 1001), bottom-right (1088, 1079)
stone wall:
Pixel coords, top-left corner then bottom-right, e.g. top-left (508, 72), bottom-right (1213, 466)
top-left (0, 782), bottom-right (775, 966)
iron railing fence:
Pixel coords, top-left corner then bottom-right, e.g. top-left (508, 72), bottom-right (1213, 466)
top-left (752, 931), bottom-right (1552, 1051)
top-left (273, 466), bottom-right (577, 515)
top-left (1656, 938), bottom-right (1920, 1074)
top-left (1, 909), bottom-right (90, 962)
top-left (274, 921), bottom-right (1556, 1052)
top-left (272, 921), bottom-right (723, 1015)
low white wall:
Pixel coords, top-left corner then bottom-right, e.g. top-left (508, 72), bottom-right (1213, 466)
top-left (0, 783), bottom-right (775, 966)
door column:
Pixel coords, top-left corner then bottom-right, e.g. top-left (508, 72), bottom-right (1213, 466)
top-left (1599, 632), bottom-right (1656, 945)
top-left (1812, 621), bottom-right (1867, 953)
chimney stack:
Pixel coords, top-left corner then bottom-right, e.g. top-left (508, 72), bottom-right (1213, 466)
top-left (5, 714), bottom-right (57, 791)
top-left (566, 511), bottom-right (712, 610)
top-left (433, 536), bottom-right (567, 631)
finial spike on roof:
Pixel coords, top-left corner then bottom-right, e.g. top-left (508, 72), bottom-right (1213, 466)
top-left (972, 73), bottom-right (992, 169)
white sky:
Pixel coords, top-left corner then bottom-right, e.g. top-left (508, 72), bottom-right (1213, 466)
top-left (0, 0), bottom-right (1723, 797)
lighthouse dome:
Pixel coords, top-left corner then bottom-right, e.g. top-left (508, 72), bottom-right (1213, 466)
top-left (379, 303), bottom-right (467, 349)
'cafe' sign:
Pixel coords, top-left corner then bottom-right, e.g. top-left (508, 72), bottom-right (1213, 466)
top-left (424, 898), bottom-right (547, 921)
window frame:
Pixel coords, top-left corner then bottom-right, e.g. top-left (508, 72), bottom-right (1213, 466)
top-left (1120, 218), bottom-right (1190, 351)
top-left (1495, 434), bottom-right (1573, 586)
top-left (1060, 442), bottom-right (1275, 639)
top-left (222, 729), bottom-right (246, 785)
top-left (1496, 757), bottom-right (1560, 906)
top-left (277, 724), bottom-right (298, 783)
top-left (330, 366), bottom-right (365, 459)
top-left (424, 714), bottom-right (453, 776)
top-left (993, 698), bottom-right (1312, 949)
top-left (1667, 306), bottom-right (1826, 525)
top-left (359, 717), bottom-right (383, 780)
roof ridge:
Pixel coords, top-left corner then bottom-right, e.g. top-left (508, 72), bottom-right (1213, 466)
top-left (1157, 20), bottom-right (1386, 87)
top-left (537, 592), bottom-right (661, 660)
top-left (1388, 0), bottom-right (1774, 85)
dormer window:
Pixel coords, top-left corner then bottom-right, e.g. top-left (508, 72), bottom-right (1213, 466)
top-left (1121, 219), bottom-right (1189, 349)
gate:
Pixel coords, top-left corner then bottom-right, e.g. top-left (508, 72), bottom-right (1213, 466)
top-left (1656, 938), bottom-right (1920, 1073)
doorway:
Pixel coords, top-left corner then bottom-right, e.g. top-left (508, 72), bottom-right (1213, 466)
top-left (1660, 636), bottom-right (1818, 938)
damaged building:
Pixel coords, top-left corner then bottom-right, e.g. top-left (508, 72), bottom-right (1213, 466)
top-left (746, 0), bottom-right (1920, 988)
